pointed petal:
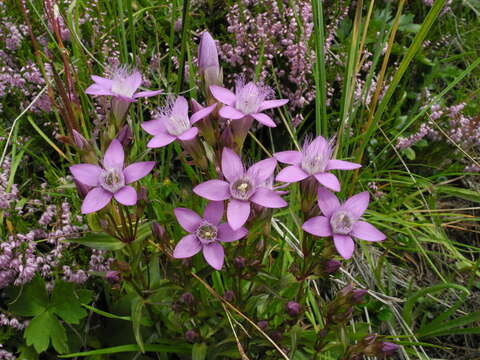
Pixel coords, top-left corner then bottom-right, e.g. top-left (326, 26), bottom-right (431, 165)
top-left (190, 103), bottom-right (216, 124)
top-left (147, 133), bottom-right (176, 148)
top-left (274, 150), bottom-right (303, 165)
top-left (326, 159), bottom-right (362, 171)
top-left (333, 234), bottom-right (355, 259)
top-left (222, 148), bottom-right (245, 182)
top-left (203, 243), bottom-right (224, 270)
top-left (302, 216), bottom-right (332, 237)
top-left (317, 188), bottom-right (341, 217)
top-left (141, 119), bottom-right (165, 135)
top-left (343, 191), bottom-right (370, 218)
top-left (251, 113), bottom-right (276, 127)
top-left (172, 96), bottom-right (189, 121)
top-left (81, 187), bottom-right (112, 214)
top-left (227, 199), bottom-right (250, 230)
top-left (250, 188), bottom-right (287, 208)
top-left (133, 89), bottom-right (163, 98)
top-left (217, 223), bottom-right (247, 242)
top-left (203, 201), bottom-right (224, 225)
top-left (194, 180), bottom-right (230, 201)
top-left (91, 75), bottom-right (113, 87)
top-left (258, 99), bottom-right (289, 112)
top-left (173, 234), bottom-right (202, 258)
top-left (276, 165), bottom-right (309, 183)
top-left (123, 161), bottom-right (155, 184)
top-left (174, 208), bottom-right (202, 232)
top-left (114, 185), bottom-right (137, 206)
top-left (314, 172), bottom-right (341, 192)
top-left (247, 157), bottom-right (277, 183)
top-left (126, 70), bottom-right (142, 93)
top-left (219, 105), bottom-right (245, 120)
top-left (69, 164), bottom-right (102, 187)
top-left (178, 127), bottom-right (198, 141)
top-left (210, 85), bottom-right (236, 106)
top-left (103, 139), bottom-right (124, 169)
top-left (351, 221), bottom-right (386, 242)
top-left (85, 84), bottom-right (113, 96)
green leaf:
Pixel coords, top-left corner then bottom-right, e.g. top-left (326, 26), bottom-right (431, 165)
top-left (192, 343), bottom-right (208, 360)
top-left (82, 304), bottom-right (131, 321)
top-left (59, 344), bottom-right (192, 358)
top-left (131, 297), bottom-right (145, 353)
top-left (17, 345), bottom-right (38, 360)
top-left (49, 313), bottom-right (69, 354)
top-left (24, 311), bottom-right (52, 353)
top-left (67, 232), bottom-right (126, 251)
top-left (51, 281), bottom-right (88, 324)
top-left (10, 276), bottom-right (48, 317)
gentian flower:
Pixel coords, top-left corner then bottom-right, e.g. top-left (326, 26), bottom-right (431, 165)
top-left (85, 66), bottom-right (162, 102)
top-left (275, 135), bottom-right (361, 192)
top-left (210, 79), bottom-right (288, 127)
top-left (70, 139), bottom-right (155, 214)
top-left (173, 201), bottom-right (247, 270)
top-left (141, 96), bottom-right (216, 148)
top-left (193, 148), bottom-right (287, 230)
top-left (302, 188), bottom-right (386, 259)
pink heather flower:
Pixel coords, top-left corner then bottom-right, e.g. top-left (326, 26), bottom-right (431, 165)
top-left (198, 31), bottom-right (220, 84)
top-left (275, 136), bottom-right (361, 192)
top-left (209, 79), bottom-right (288, 127)
top-left (141, 96), bottom-right (216, 148)
top-left (193, 148), bottom-right (287, 230)
top-left (302, 188), bottom-right (386, 259)
top-left (69, 139), bottom-right (155, 214)
top-left (85, 65), bottom-right (162, 102)
top-left (173, 201), bottom-right (247, 270)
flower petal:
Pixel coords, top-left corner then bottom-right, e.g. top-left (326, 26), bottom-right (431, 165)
top-left (123, 161), bottom-right (155, 184)
top-left (227, 199), bottom-right (250, 230)
top-left (174, 208), bottom-right (202, 232)
top-left (317, 187), bottom-right (341, 217)
top-left (251, 113), bottom-right (276, 127)
top-left (314, 172), bottom-right (341, 192)
top-left (194, 180), bottom-right (230, 201)
top-left (69, 164), bottom-right (102, 187)
top-left (103, 139), bottom-right (124, 170)
top-left (302, 216), bottom-right (332, 237)
top-left (91, 75), bottom-right (113, 87)
top-left (141, 119), bottom-right (165, 135)
top-left (147, 133), bottom-right (176, 148)
top-left (113, 185), bottom-right (137, 206)
top-left (222, 147), bottom-right (245, 182)
top-left (250, 188), bottom-right (287, 208)
top-left (126, 70), bottom-right (142, 93)
top-left (326, 159), bottom-right (362, 171)
top-left (274, 150), bottom-right (303, 165)
top-left (210, 85), bottom-right (236, 106)
top-left (351, 221), bottom-right (386, 242)
top-left (133, 89), bottom-right (163, 98)
top-left (343, 191), bottom-right (370, 219)
top-left (178, 127), bottom-right (198, 141)
top-left (81, 187), bottom-right (112, 214)
top-left (333, 234), bottom-right (355, 259)
top-left (258, 99), bottom-right (289, 112)
top-left (217, 223), bottom-right (247, 242)
top-left (219, 105), bottom-right (245, 120)
top-left (190, 103), bottom-right (216, 124)
top-left (203, 243), bottom-right (224, 270)
top-left (203, 201), bottom-right (224, 225)
top-left (85, 84), bottom-right (114, 96)
top-left (173, 234), bottom-right (202, 258)
top-left (247, 157), bottom-right (277, 184)
top-left (172, 96), bottom-right (189, 120)
top-left (276, 165), bottom-right (309, 183)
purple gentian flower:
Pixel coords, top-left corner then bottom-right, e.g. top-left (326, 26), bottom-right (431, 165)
top-left (69, 139), bottom-right (155, 214)
top-left (209, 79), bottom-right (288, 127)
top-left (85, 66), bottom-right (162, 102)
top-left (198, 31), bottom-right (220, 85)
top-left (173, 201), bottom-right (248, 270)
top-left (194, 148), bottom-right (287, 230)
top-left (302, 188), bottom-right (386, 259)
top-left (275, 136), bottom-right (361, 192)
top-left (141, 96), bottom-right (216, 148)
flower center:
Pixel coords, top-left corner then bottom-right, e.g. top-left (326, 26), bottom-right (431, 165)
top-left (99, 168), bottom-right (125, 193)
top-left (230, 178), bottom-right (255, 200)
top-left (235, 82), bottom-right (263, 115)
top-left (164, 114), bottom-right (191, 136)
top-left (111, 77), bottom-right (136, 98)
top-left (195, 222), bottom-right (218, 244)
top-left (330, 210), bottom-right (354, 235)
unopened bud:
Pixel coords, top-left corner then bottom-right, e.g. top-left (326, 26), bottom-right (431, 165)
top-left (286, 301), bottom-right (301, 317)
top-left (324, 259), bottom-right (341, 274)
top-left (352, 289), bottom-right (368, 304)
top-left (233, 256), bottom-right (246, 269)
top-left (180, 292), bottom-right (195, 306)
top-left (380, 342), bottom-right (400, 356)
top-left (223, 290), bottom-right (235, 302)
top-left (152, 221), bottom-right (166, 241)
top-left (257, 320), bottom-right (268, 330)
top-left (116, 124), bottom-right (133, 147)
top-left (185, 330), bottom-right (199, 343)
top-left (106, 270), bottom-right (120, 283)
top-left (72, 129), bottom-right (89, 150)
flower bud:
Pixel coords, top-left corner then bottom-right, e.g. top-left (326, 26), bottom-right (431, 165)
top-left (185, 330), bottom-right (199, 343)
top-left (380, 342), bottom-right (400, 356)
top-left (286, 301), bottom-right (301, 317)
top-left (72, 129), bottom-right (89, 150)
top-left (223, 290), bottom-right (235, 302)
top-left (257, 320), bottom-right (268, 330)
top-left (116, 124), bottom-right (133, 146)
top-left (73, 179), bottom-right (90, 199)
top-left (105, 270), bottom-right (120, 283)
top-left (233, 256), bottom-right (246, 269)
top-left (180, 292), bottom-right (195, 306)
top-left (352, 289), bottom-right (368, 304)
top-left (152, 222), bottom-right (166, 241)
top-left (324, 259), bottom-right (341, 274)
top-left (198, 31), bottom-right (219, 76)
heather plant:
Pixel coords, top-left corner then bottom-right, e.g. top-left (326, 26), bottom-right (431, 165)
top-left (1, 0), bottom-right (479, 359)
